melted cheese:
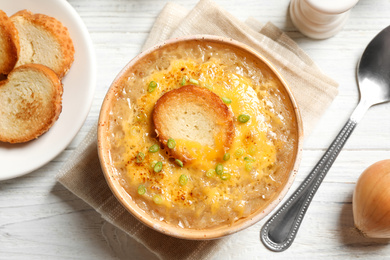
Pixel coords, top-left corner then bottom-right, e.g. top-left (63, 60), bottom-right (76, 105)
top-left (108, 48), bottom-right (296, 229)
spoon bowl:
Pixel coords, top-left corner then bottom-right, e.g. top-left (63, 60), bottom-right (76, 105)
top-left (358, 26), bottom-right (390, 106)
top-left (260, 25), bottom-right (390, 252)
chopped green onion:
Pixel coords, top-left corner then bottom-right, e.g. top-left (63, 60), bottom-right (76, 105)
top-left (175, 159), bottom-right (184, 167)
top-left (147, 81), bottom-right (158, 92)
top-left (167, 138), bottom-right (176, 149)
top-left (235, 148), bottom-right (245, 157)
top-left (149, 144), bottom-right (160, 153)
top-left (189, 78), bottom-right (199, 85)
top-left (180, 76), bottom-right (188, 86)
top-left (222, 97), bottom-right (232, 104)
top-left (150, 160), bottom-right (158, 169)
top-left (220, 173), bottom-right (231, 181)
top-left (153, 161), bottom-right (163, 172)
top-left (136, 152), bottom-right (145, 163)
top-left (179, 174), bottom-right (188, 186)
top-left (238, 114), bottom-right (250, 123)
top-left (149, 81), bottom-right (157, 88)
top-left (206, 169), bottom-right (216, 178)
top-left (244, 156), bottom-right (255, 162)
top-left (245, 162), bottom-right (253, 172)
top-left (215, 163), bottom-right (223, 175)
top-left (223, 153), bottom-right (230, 161)
top-left (153, 194), bottom-right (163, 204)
top-left (137, 184), bottom-right (146, 195)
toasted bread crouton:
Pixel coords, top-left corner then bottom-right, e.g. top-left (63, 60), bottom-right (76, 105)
top-left (0, 64), bottom-right (63, 143)
top-left (0, 10), bottom-right (19, 75)
top-left (11, 10), bottom-right (74, 78)
top-left (153, 85), bottom-right (235, 164)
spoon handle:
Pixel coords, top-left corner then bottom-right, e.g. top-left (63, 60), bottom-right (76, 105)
top-left (260, 118), bottom-right (358, 252)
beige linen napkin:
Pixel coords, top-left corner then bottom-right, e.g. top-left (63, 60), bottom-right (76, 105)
top-left (57, 0), bottom-right (338, 259)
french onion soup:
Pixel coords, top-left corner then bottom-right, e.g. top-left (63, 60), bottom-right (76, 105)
top-left (98, 37), bottom-right (302, 235)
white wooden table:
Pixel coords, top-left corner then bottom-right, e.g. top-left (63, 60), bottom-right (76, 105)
top-left (1, 0), bottom-right (390, 259)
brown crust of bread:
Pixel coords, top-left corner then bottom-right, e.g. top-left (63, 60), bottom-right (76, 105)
top-left (0, 64), bottom-right (63, 143)
top-left (0, 10), bottom-right (19, 75)
top-left (153, 85), bottom-right (235, 163)
top-left (11, 10), bottom-right (75, 78)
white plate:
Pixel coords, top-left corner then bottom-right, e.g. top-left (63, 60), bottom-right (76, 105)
top-left (0, 0), bottom-right (96, 180)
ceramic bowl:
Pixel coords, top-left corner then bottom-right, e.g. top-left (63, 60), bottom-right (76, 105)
top-left (98, 35), bottom-right (303, 240)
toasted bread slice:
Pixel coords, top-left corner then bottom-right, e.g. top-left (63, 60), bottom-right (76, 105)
top-left (0, 64), bottom-right (63, 143)
top-left (11, 10), bottom-right (74, 78)
top-left (153, 85), bottom-right (235, 164)
top-left (0, 10), bottom-right (19, 75)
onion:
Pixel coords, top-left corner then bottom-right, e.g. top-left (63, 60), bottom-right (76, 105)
top-left (352, 159), bottom-right (390, 238)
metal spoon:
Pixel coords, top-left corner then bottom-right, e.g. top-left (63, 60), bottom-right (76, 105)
top-left (260, 25), bottom-right (390, 252)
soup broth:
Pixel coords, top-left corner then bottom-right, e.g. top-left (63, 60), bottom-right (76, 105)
top-left (103, 40), bottom-right (298, 229)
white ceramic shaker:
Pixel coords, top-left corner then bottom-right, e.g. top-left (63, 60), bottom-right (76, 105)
top-left (290, 0), bottom-right (359, 39)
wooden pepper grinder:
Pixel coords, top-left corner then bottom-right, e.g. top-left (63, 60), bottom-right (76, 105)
top-left (290, 0), bottom-right (359, 39)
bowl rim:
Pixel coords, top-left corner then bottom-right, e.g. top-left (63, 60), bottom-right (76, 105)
top-left (97, 34), bottom-right (304, 240)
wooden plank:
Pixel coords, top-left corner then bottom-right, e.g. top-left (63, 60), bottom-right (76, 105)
top-left (1, 0), bottom-right (390, 259)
